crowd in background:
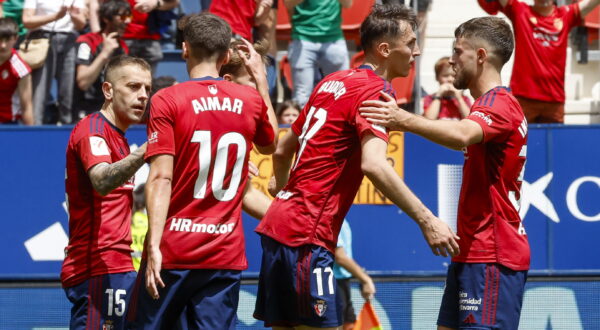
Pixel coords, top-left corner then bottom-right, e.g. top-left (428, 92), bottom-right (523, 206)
top-left (0, 0), bottom-right (599, 125)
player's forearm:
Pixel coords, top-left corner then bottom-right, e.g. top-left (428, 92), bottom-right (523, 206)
top-left (256, 78), bottom-right (279, 144)
top-left (335, 250), bottom-right (370, 284)
top-left (402, 114), bottom-right (477, 150)
top-left (242, 182), bottom-right (272, 219)
top-left (272, 150), bottom-right (293, 192)
top-left (89, 144), bottom-right (147, 196)
top-left (145, 177), bottom-right (171, 250)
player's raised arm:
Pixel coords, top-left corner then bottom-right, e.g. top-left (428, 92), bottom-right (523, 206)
top-left (144, 153), bottom-right (173, 299)
top-left (88, 143), bottom-right (147, 196)
top-left (237, 38), bottom-right (279, 144)
top-left (360, 134), bottom-right (460, 257)
top-left (268, 128), bottom-right (299, 196)
top-left (360, 92), bottom-right (483, 150)
top-left (579, 0), bottom-right (600, 17)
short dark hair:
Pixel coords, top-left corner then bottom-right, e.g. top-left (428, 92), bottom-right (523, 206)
top-left (360, 4), bottom-right (417, 52)
top-left (219, 39), bottom-right (269, 77)
top-left (105, 55), bottom-right (151, 83)
top-left (0, 18), bottom-right (19, 39)
top-left (454, 17), bottom-right (514, 66)
top-left (178, 13), bottom-right (231, 61)
top-left (152, 75), bottom-right (177, 95)
top-left (99, 0), bottom-right (131, 31)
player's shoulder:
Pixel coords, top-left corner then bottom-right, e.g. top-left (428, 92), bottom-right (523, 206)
top-left (473, 87), bottom-right (523, 117)
top-left (218, 79), bottom-right (262, 99)
top-left (70, 112), bottom-right (110, 142)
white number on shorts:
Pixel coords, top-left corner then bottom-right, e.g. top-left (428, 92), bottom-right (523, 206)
top-left (191, 131), bottom-right (247, 201)
top-left (293, 106), bottom-right (327, 170)
top-left (105, 288), bottom-right (126, 317)
top-left (313, 267), bottom-right (334, 296)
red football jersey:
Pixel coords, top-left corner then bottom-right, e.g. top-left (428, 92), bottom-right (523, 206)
top-left (454, 87), bottom-right (530, 271)
top-left (0, 49), bottom-right (31, 123)
top-left (145, 77), bottom-right (274, 270)
top-left (255, 67), bottom-right (391, 252)
top-left (62, 112), bottom-right (135, 287)
top-left (503, 0), bottom-right (581, 103)
top-left (423, 94), bottom-right (472, 120)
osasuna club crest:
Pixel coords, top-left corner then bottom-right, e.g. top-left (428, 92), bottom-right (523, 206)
top-left (314, 299), bottom-right (327, 317)
top-left (208, 84), bottom-right (218, 95)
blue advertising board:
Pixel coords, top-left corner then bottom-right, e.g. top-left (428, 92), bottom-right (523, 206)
top-left (0, 124), bottom-right (599, 278)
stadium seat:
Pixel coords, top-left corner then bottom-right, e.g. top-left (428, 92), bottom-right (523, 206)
top-left (341, 0), bottom-right (375, 45)
top-left (584, 5), bottom-right (599, 42)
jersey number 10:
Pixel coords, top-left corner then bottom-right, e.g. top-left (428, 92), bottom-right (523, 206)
top-left (191, 130), bottom-right (247, 202)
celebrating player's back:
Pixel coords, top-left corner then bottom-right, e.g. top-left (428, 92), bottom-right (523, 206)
top-left (146, 77), bottom-right (274, 269)
top-left (129, 13), bottom-right (276, 329)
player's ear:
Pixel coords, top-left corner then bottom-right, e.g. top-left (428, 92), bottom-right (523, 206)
top-left (102, 81), bottom-right (113, 100)
top-left (477, 47), bottom-right (488, 65)
top-left (223, 73), bottom-right (233, 82)
top-left (376, 41), bottom-right (391, 58)
top-left (182, 41), bottom-right (189, 60)
top-left (223, 48), bottom-right (232, 65)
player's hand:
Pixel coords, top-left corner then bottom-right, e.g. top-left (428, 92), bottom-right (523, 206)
top-left (145, 247), bottom-right (165, 299)
top-left (267, 176), bottom-right (280, 197)
top-left (248, 161), bottom-right (259, 178)
top-left (101, 32), bottom-right (120, 54)
top-left (236, 38), bottom-right (268, 86)
top-left (360, 277), bottom-right (376, 301)
top-left (419, 217), bottom-right (460, 258)
top-left (359, 91), bottom-right (411, 131)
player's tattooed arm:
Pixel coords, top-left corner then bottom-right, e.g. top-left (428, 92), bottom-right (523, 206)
top-left (88, 143), bottom-right (147, 196)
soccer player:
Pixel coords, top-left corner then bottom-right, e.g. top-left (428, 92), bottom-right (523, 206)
top-left (253, 4), bottom-right (459, 329)
top-left (62, 55), bottom-right (152, 329)
top-left (360, 17), bottom-right (529, 329)
top-left (129, 13), bottom-right (277, 328)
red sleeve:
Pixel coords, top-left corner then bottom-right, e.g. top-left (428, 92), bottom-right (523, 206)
top-left (145, 92), bottom-right (176, 161)
top-left (563, 2), bottom-right (582, 28)
top-left (253, 97), bottom-right (275, 147)
top-left (501, 0), bottom-right (522, 20)
top-left (478, 0), bottom-right (501, 15)
top-left (76, 134), bottom-right (113, 171)
top-left (467, 102), bottom-right (513, 143)
top-left (355, 81), bottom-right (390, 143)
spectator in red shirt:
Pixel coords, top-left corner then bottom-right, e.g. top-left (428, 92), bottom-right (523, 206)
top-left (489, 0), bottom-right (600, 123)
top-left (0, 17), bottom-right (33, 125)
top-left (423, 56), bottom-right (471, 120)
top-left (209, 0), bottom-right (272, 41)
top-left (123, 0), bottom-right (179, 73)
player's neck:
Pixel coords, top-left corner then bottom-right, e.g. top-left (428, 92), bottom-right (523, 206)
top-left (532, 3), bottom-right (554, 16)
top-left (0, 52), bottom-right (10, 66)
top-left (100, 105), bottom-right (129, 132)
top-left (469, 71), bottom-right (503, 99)
top-left (361, 59), bottom-right (389, 81)
top-left (188, 61), bottom-right (221, 80)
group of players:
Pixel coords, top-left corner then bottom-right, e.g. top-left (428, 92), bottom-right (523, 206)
top-left (62, 3), bottom-right (530, 330)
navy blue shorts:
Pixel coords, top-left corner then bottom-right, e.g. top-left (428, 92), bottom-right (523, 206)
top-left (254, 235), bottom-right (342, 328)
top-left (127, 265), bottom-right (241, 330)
top-left (437, 262), bottom-right (528, 329)
top-left (64, 271), bottom-right (137, 330)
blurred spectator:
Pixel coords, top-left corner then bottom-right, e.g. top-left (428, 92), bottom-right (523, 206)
top-left (22, 0), bottom-right (86, 125)
top-left (131, 183), bottom-right (147, 271)
top-left (253, 0), bottom-right (278, 103)
top-left (489, 0), bottom-right (600, 123)
top-left (0, 17), bottom-right (33, 125)
top-left (285, 0), bottom-right (352, 107)
top-left (123, 0), bottom-right (179, 73)
top-left (276, 99), bottom-right (300, 124)
top-left (422, 56), bottom-right (471, 120)
top-left (334, 220), bottom-right (376, 330)
top-left (2, 0), bottom-right (28, 38)
top-left (151, 74), bottom-right (176, 96)
top-left (73, 0), bottom-right (131, 122)
top-left (209, 0), bottom-right (272, 41)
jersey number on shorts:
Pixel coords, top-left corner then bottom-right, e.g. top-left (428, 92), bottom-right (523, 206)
top-left (313, 267), bottom-right (334, 296)
top-left (105, 288), bottom-right (126, 317)
top-left (293, 106), bottom-right (328, 170)
top-left (191, 130), bottom-right (247, 202)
